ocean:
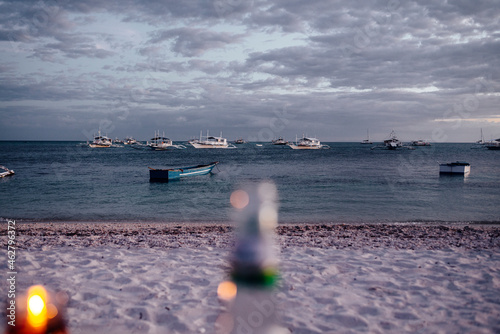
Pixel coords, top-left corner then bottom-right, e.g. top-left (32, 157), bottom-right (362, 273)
top-left (1, 141), bottom-right (499, 224)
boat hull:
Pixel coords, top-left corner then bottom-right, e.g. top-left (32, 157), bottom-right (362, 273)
top-left (439, 163), bottom-right (470, 175)
top-left (288, 144), bottom-right (322, 149)
top-left (149, 162), bottom-right (219, 182)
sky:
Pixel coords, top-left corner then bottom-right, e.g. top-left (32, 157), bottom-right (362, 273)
top-left (0, 0), bottom-right (499, 142)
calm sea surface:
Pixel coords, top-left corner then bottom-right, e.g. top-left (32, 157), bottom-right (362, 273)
top-left (1, 141), bottom-right (499, 224)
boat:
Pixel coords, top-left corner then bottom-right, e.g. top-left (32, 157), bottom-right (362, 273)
top-left (147, 131), bottom-right (186, 150)
top-left (476, 128), bottom-right (487, 145)
top-left (88, 131), bottom-right (112, 148)
top-left (149, 162), bottom-right (219, 182)
top-left (190, 131), bottom-right (236, 149)
top-left (411, 139), bottom-right (431, 146)
top-left (439, 161), bottom-right (471, 175)
top-left (288, 136), bottom-right (329, 149)
top-left (272, 137), bottom-right (289, 145)
top-left (0, 165), bottom-right (15, 178)
top-left (360, 129), bottom-right (372, 144)
top-left (124, 137), bottom-right (137, 145)
top-left (234, 138), bottom-right (247, 144)
top-left (486, 138), bottom-right (500, 150)
top-left (383, 130), bottom-right (403, 149)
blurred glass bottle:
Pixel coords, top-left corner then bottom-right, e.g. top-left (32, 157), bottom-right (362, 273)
top-left (225, 182), bottom-right (287, 334)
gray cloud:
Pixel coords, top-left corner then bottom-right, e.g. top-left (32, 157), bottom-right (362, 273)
top-left (0, 0), bottom-right (499, 141)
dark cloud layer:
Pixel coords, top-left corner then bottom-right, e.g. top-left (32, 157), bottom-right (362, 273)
top-left (0, 0), bottom-right (499, 141)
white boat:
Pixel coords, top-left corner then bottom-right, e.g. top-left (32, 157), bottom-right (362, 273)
top-left (0, 165), bottom-right (15, 178)
top-left (288, 136), bottom-right (328, 149)
top-left (361, 129), bottom-right (372, 144)
top-left (272, 137), bottom-right (289, 145)
top-left (485, 138), bottom-right (500, 150)
top-left (383, 130), bottom-right (403, 149)
top-left (411, 139), bottom-right (431, 146)
top-left (147, 131), bottom-right (185, 150)
top-left (476, 128), bottom-right (487, 145)
top-left (88, 131), bottom-right (112, 148)
top-left (439, 161), bottom-right (471, 175)
top-left (190, 131), bottom-right (235, 149)
top-left (124, 137), bottom-right (137, 145)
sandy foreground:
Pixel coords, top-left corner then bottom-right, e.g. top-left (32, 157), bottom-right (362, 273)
top-left (2, 222), bottom-right (500, 333)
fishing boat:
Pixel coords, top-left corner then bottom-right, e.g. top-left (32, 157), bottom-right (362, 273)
top-left (439, 161), bottom-right (471, 175)
top-left (147, 131), bottom-right (186, 150)
top-left (360, 129), bottom-right (372, 144)
top-left (0, 165), bottom-right (15, 178)
top-left (485, 138), bottom-right (500, 150)
top-left (272, 137), bottom-right (289, 145)
top-left (190, 131), bottom-right (236, 149)
top-left (288, 136), bottom-right (329, 149)
top-left (88, 131), bottom-right (112, 148)
top-left (149, 162), bottom-right (219, 182)
top-left (411, 139), bottom-right (431, 146)
top-left (383, 130), bottom-right (403, 149)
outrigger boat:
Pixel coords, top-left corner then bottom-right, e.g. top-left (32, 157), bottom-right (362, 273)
top-left (149, 162), bottom-right (219, 182)
top-left (0, 165), bottom-right (15, 178)
top-left (190, 131), bottom-right (236, 149)
top-left (147, 131), bottom-right (186, 150)
top-left (383, 130), bottom-right (403, 149)
top-left (288, 136), bottom-right (329, 149)
top-left (88, 131), bottom-right (112, 148)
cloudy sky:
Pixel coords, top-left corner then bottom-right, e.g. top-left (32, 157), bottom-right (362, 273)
top-left (0, 0), bottom-right (499, 142)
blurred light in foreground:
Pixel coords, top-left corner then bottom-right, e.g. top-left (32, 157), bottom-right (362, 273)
top-left (27, 285), bottom-right (48, 329)
top-left (217, 281), bottom-right (237, 301)
top-left (230, 190), bottom-right (249, 209)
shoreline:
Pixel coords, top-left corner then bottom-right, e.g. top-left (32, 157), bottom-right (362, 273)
top-left (6, 221), bottom-right (499, 250)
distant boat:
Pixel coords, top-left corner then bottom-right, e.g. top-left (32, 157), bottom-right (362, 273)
top-left (439, 161), bottom-right (471, 175)
top-left (288, 136), bottom-right (329, 149)
top-left (476, 128), bottom-right (487, 145)
top-left (149, 162), bottom-right (219, 182)
top-left (124, 137), bottom-right (137, 145)
top-left (234, 138), bottom-right (247, 144)
top-left (88, 131), bottom-right (112, 148)
top-left (361, 129), bottom-right (372, 144)
top-left (383, 130), bottom-right (403, 150)
top-left (190, 131), bottom-right (236, 149)
top-left (272, 137), bottom-right (289, 145)
top-left (147, 131), bottom-right (186, 150)
top-left (0, 165), bottom-right (15, 178)
top-left (486, 138), bottom-right (500, 150)
top-left (411, 139), bottom-right (431, 146)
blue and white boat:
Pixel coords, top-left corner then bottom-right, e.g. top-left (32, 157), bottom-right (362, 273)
top-left (149, 162), bottom-right (219, 182)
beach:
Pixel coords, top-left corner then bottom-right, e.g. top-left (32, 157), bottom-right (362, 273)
top-left (3, 222), bottom-right (500, 333)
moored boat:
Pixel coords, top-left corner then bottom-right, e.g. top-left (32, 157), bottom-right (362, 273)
top-left (361, 129), bottom-right (372, 144)
top-left (147, 131), bottom-right (186, 150)
top-left (234, 138), bottom-right (247, 144)
top-left (439, 161), bottom-right (471, 175)
top-left (411, 139), bottom-right (431, 146)
top-left (0, 165), bottom-right (15, 178)
top-left (272, 137), bottom-right (289, 145)
top-left (486, 138), bottom-right (500, 150)
top-left (190, 131), bottom-right (235, 149)
top-left (149, 162), bottom-right (219, 182)
top-left (383, 130), bottom-right (403, 149)
top-left (124, 137), bottom-right (137, 145)
top-left (288, 136), bottom-right (328, 149)
top-left (88, 131), bottom-right (112, 148)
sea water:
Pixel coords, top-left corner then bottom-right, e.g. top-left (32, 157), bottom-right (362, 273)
top-left (0, 141), bottom-right (499, 223)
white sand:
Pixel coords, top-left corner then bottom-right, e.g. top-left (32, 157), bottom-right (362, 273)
top-left (2, 223), bottom-right (500, 333)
